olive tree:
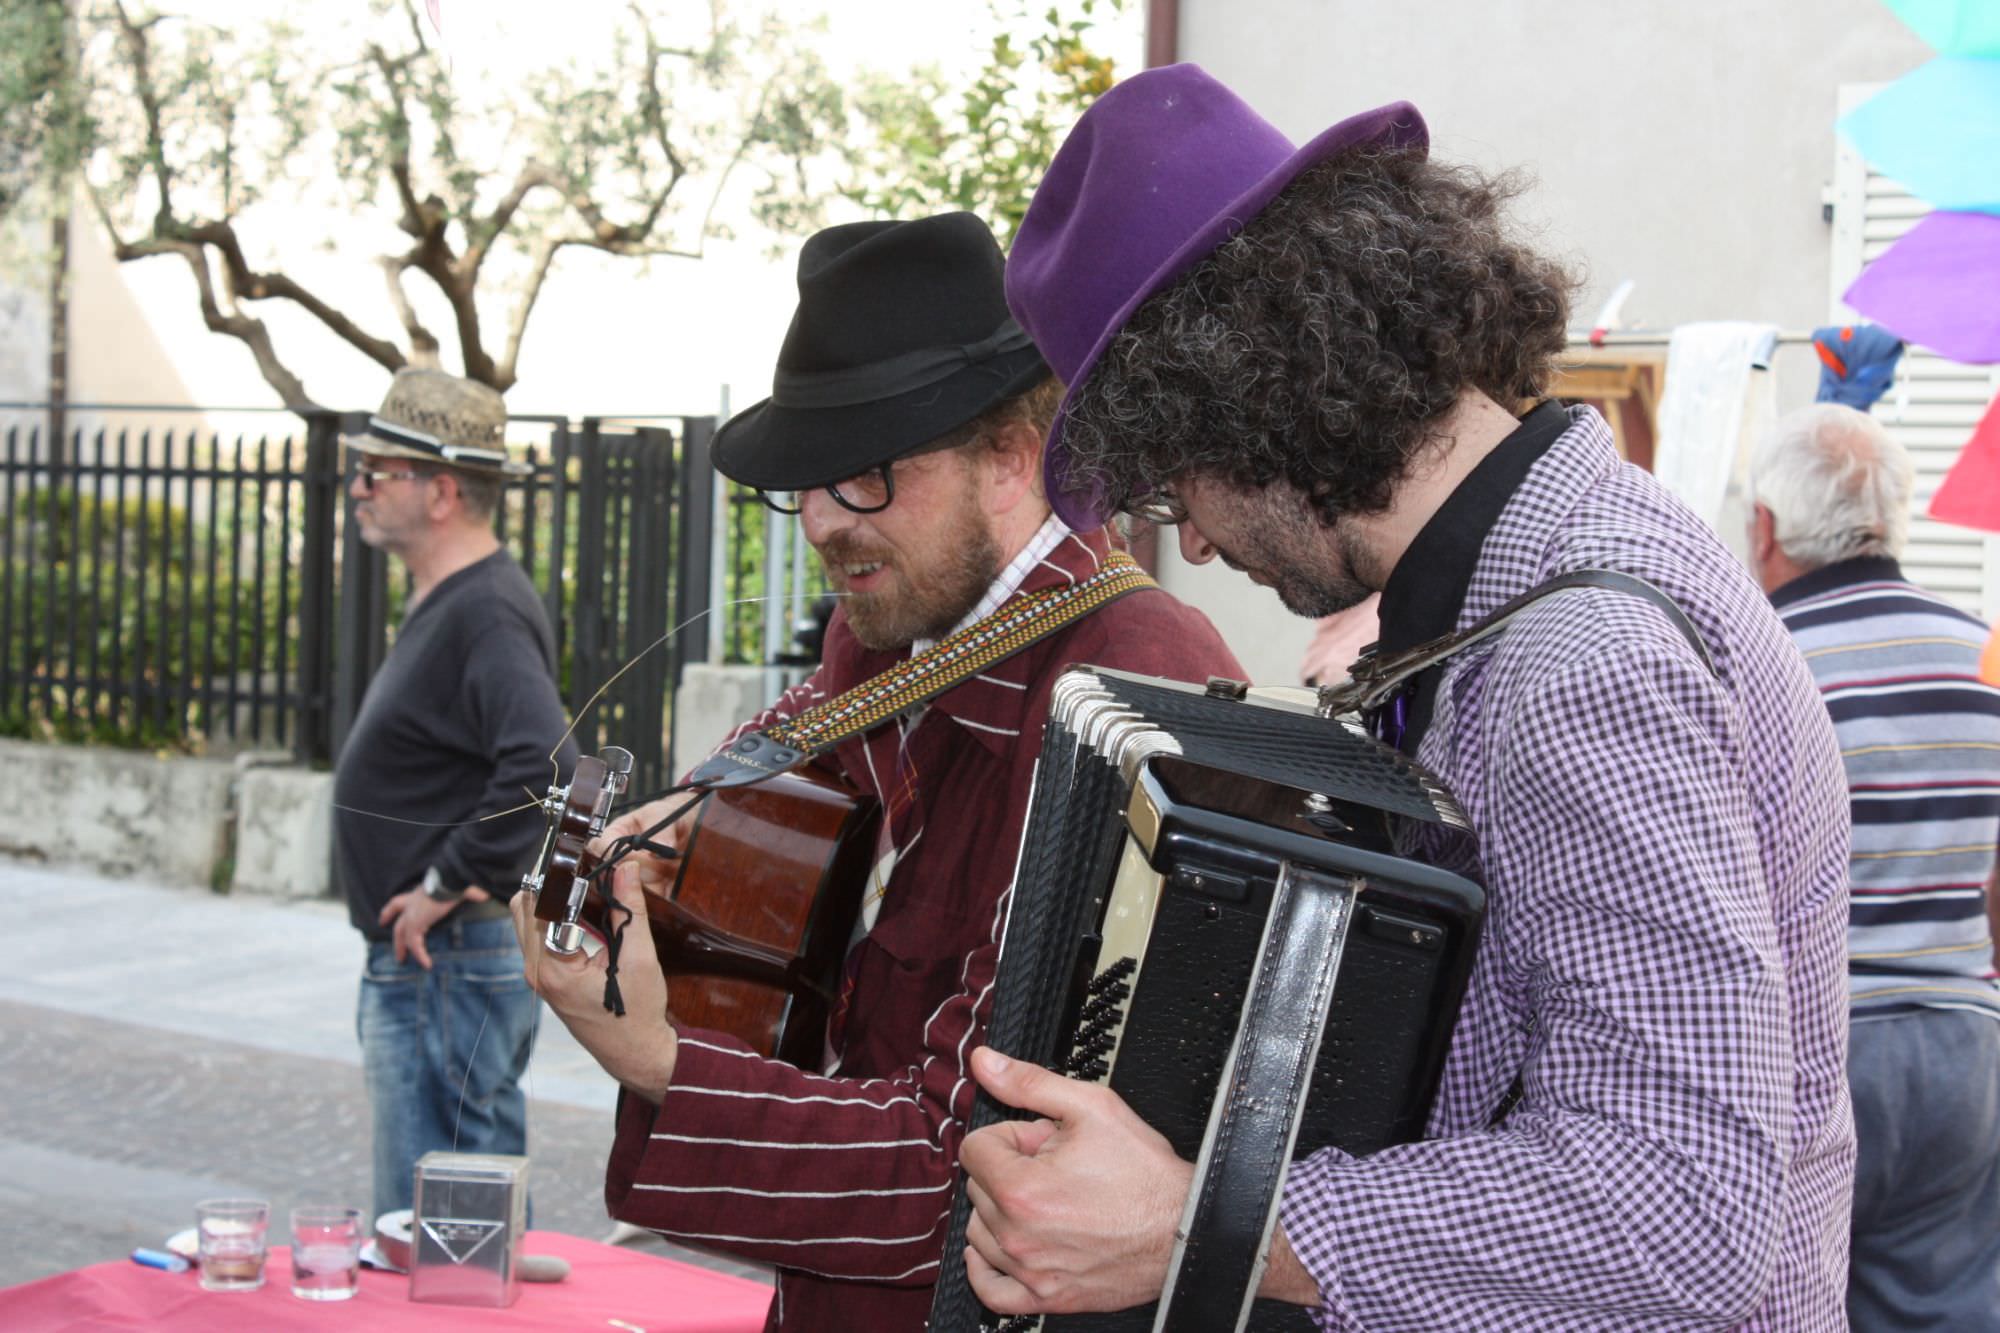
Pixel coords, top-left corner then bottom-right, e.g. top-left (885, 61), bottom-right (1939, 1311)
top-left (33, 0), bottom-right (844, 409)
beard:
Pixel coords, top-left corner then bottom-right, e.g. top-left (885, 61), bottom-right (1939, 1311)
top-left (816, 494), bottom-right (1005, 653)
top-left (1273, 565), bottom-right (1374, 619)
top-left (1218, 493), bottom-right (1375, 619)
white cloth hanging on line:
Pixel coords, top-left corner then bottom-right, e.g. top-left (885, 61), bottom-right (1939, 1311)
top-left (1653, 321), bottom-right (1780, 537)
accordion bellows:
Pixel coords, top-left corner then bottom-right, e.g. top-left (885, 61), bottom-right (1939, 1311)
top-left (931, 668), bottom-right (1484, 1333)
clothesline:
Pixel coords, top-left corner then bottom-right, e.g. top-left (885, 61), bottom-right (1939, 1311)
top-left (1567, 330), bottom-right (1818, 349)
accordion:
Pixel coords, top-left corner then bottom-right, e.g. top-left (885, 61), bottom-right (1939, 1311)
top-left (929, 667), bottom-right (1484, 1333)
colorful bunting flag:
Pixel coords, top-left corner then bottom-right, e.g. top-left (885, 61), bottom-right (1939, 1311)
top-left (1928, 391), bottom-right (2000, 533)
top-left (1844, 210), bottom-right (2000, 363)
top-left (1883, 0), bottom-right (2000, 57)
top-left (1838, 58), bottom-right (2000, 214)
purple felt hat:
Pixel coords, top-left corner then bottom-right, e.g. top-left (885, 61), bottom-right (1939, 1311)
top-left (1007, 64), bottom-right (1427, 529)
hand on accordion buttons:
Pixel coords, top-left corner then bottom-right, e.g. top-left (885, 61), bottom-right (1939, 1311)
top-left (510, 860), bottom-right (677, 1102)
top-left (958, 1046), bottom-right (1194, 1316)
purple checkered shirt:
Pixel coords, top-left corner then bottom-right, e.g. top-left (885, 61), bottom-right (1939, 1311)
top-left (1278, 406), bottom-right (1854, 1329)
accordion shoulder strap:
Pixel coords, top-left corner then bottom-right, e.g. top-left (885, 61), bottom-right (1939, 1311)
top-left (1322, 567), bottom-right (1718, 718)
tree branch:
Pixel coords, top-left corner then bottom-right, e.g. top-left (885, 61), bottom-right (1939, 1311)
top-left (182, 219), bottom-right (406, 371)
top-left (366, 42), bottom-right (432, 238)
top-left (381, 254), bottom-right (441, 366)
top-left (109, 1), bottom-right (174, 229)
top-left (461, 160), bottom-right (557, 278)
top-left (493, 233), bottom-right (567, 390)
top-left (110, 231), bottom-right (320, 411)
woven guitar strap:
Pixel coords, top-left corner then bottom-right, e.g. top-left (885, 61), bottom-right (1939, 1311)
top-left (685, 550), bottom-right (1158, 790)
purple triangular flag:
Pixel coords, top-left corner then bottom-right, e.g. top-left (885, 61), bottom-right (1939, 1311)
top-left (1844, 210), bottom-right (2000, 363)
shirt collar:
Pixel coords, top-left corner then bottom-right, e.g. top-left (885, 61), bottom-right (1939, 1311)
top-left (1767, 554), bottom-right (1907, 610)
top-left (1375, 399), bottom-right (1570, 657)
top-left (922, 521), bottom-right (1116, 758)
top-left (910, 512), bottom-right (1075, 655)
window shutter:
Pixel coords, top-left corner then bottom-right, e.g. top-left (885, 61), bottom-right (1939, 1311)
top-left (1831, 84), bottom-right (2000, 621)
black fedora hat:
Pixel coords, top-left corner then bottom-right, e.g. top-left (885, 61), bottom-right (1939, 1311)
top-left (713, 213), bottom-right (1051, 491)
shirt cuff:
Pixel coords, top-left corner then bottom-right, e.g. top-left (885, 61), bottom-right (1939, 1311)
top-left (1277, 1146), bottom-right (1357, 1328)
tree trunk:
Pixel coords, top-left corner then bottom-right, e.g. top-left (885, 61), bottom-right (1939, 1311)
top-left (47, 204), bottom-right (68, 479)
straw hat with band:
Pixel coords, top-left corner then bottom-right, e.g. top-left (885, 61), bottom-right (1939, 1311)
top-left (340, 368), bottom-right (531, 478)
top-left (713, 212), bottom-right (1051, 493)
top-left (1004, 63), bottom-right (1429, 530)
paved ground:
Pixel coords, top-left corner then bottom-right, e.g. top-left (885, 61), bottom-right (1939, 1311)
top-left (0, 860), bottom-right (771, 1292)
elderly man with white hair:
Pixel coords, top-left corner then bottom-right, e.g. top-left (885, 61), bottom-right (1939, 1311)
top-left (1749, 401), bottom-right (2000, 1330)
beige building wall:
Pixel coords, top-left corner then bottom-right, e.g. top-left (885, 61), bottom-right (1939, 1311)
top-left (1155, 0), bottom-right (1931, 685)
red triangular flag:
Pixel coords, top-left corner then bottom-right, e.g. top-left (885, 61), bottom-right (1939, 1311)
top-left (1929, 390), bottom-right (2000, 533)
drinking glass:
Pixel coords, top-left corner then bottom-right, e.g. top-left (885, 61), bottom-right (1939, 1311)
top-left (194, 1198), bottom-right (269, 1292)
top-left (289, 1205), bottom-right (363, 1301)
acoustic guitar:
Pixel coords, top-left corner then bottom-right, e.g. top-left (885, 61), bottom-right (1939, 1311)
top-left (524, 747), bottom-right (880, 1068)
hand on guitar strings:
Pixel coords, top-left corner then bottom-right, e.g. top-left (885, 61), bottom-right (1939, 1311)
top-left (957, 1046), bottom-right (1192, 1315)
top-left (591, 794), bottom-right (704, 896)
top-left (510, 861), bottom-right (679, 1103)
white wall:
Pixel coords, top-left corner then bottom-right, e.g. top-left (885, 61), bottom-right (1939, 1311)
top-left (1159, 0), bottom-right (1933, 682)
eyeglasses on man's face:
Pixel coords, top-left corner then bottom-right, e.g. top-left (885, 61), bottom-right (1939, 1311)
top-left (349, 464), bottom-right (428, 495)
top-left (757, 462), bottom-right (896, 517)
top-left (1120, 486), bottom-right (1189, 526)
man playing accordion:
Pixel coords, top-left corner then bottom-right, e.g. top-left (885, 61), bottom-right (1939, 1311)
top-left (959, 65), bottom-right (1854, 1331)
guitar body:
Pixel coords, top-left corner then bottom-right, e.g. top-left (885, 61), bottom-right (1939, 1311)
top-left (667, 767), bottom-right (880, 1066)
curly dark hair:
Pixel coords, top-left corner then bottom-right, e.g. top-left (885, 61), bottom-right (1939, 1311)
top-left (1061, 148), bottom-right (1577, 525)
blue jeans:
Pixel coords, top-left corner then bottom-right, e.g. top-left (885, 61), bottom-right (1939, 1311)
top-left (1849, 1006), bottom-right (2000, 1332)
top-left (356, 912), bottom-right (540, 1221)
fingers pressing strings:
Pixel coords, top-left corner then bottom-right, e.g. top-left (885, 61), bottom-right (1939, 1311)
top-left (592, 787), bottom-right (711, 877)
top-left (582, 785), bottom-right (710, 1017)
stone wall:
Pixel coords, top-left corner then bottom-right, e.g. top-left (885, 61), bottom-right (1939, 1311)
top-left (0, 739), bottom-right (331, 896)
top-left (1, 665), bottom-right (777, 897)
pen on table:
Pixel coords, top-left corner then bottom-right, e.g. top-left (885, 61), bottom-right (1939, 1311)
top-left (131, 1248), bottom-right (191, 1273)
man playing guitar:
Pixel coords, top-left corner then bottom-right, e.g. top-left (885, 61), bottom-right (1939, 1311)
top-left (510, 212), bottom-right (1241, 1331)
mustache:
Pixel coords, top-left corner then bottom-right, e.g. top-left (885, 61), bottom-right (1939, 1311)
top-left (815, 535), bottom-right (891, 570)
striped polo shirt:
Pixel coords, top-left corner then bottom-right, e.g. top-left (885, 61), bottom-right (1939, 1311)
top-left (1773, 555), bottom-right (2000, 1019)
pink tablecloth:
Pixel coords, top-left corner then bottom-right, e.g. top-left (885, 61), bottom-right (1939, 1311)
top-left (0, 1230), bottom-right (773, 1332)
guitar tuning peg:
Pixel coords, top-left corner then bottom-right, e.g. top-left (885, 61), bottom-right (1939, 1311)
top-left (600, 746), bottom-right (635, 797)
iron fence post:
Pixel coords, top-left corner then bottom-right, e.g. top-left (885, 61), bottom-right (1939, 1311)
top-left (674, 416), bottom-right (715, 685)
top-left (297, 413), bottom-right (340, 762)
top-left (568, 419), bottom-right (608, 758)
top-left (331, 411), bottom-right (387, 761)
top-left (669, 416), bottom-right (715, 786)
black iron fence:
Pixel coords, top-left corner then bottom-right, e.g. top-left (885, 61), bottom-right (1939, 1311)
top-left (0, 403), bottom-right (717, 796)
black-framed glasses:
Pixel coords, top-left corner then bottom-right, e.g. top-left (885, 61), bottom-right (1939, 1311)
top-left (758, 463), bottom-right (895, 516)
top-left (1120, 486), bottom-right (1189, 526)
top-left (349, 465), bottom-right (426, 495)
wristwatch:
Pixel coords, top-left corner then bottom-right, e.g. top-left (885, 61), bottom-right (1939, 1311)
top-left (420, 866), bottom-right (466, 905)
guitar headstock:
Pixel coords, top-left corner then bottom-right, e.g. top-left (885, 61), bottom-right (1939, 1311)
top-left (522, 746), bottom-right (634, 953)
